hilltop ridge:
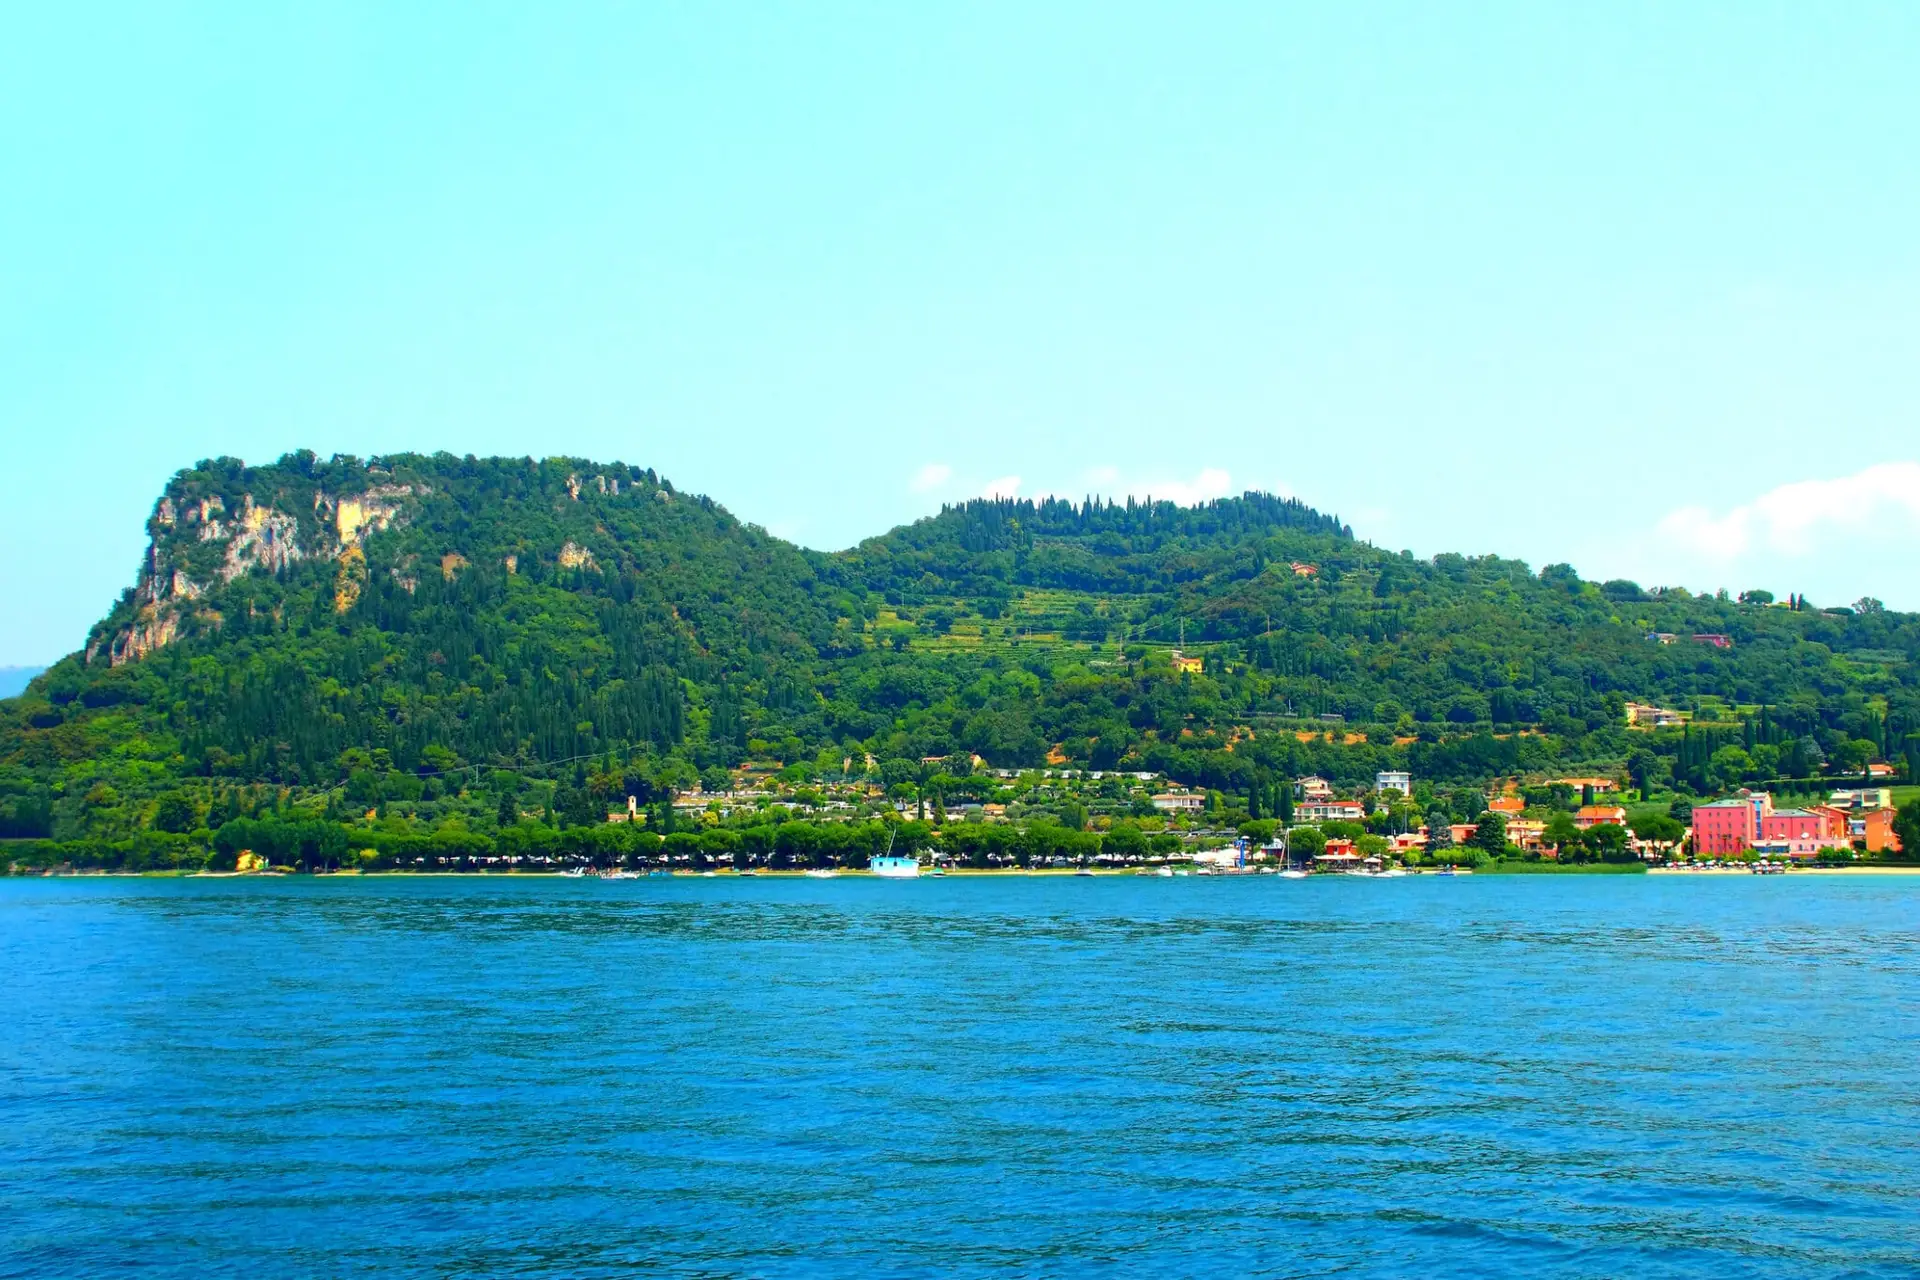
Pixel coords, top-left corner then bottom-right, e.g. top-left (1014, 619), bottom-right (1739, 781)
top-left (2, 450), bottom-right (1917, 847)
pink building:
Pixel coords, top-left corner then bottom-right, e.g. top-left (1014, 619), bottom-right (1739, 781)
top-left (1691, 791), bottom-right (1773, 855)
top-left (1759, 807), bottom-right (1845, 844)
top-left (1756, 807), bottom-right (1850, 859)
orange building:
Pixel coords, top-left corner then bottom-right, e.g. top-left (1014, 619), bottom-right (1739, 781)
top-left (1575, 804), bottom-right (1628, 830)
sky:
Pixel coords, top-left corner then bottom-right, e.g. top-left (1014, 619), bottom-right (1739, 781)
top-left (3, 3), bottom-right (1918, 665)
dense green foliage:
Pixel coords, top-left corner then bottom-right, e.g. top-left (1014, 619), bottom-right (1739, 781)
top-left (3, 451), bottom-right (1919, 850)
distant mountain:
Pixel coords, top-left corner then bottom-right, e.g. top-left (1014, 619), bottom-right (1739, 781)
top-left (1, 450), bottom-right (1916, 843)
top-left (0, 667), bottom-right (45, 699)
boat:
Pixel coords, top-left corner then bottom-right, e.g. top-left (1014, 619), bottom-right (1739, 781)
top-left (869, 829), bottom-right (920, 878)
top-left (601, 869), bottom-right (638, 880)
top-left (1379, 867), bottom-right (1408, 878)
top-left (1153, 866), bottom-right (1175, 877)
top-left (561, 867), bottom-right (590, 878)
top-left (928, 866), bottom-right (947, 877)
top-left (1073, 868), bottom-right (1094, 877)
top-left (1278, 868), bottom-right (1309, 879)
top-left (737, 870), bottom-right (757, 877)
top-left (804, 868), bottom-right (838, 879)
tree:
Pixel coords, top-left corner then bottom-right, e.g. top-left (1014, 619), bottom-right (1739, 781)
top-left (1707, 745), bottom-right (1755, 791)
top-left (1542, 811), bottom-right (1580, 856)
top-left (1630, 813), bottom-right (1684, 848)
top-left (1581, 822), bottom-right (1632, 862)
top-left (497, 790), bottom-right (518, 829)
top-left (1469, 810), bottom-right (1507, 855)
top-left (1288, 826), bottom-right (1326, 859)
top-left (1893, 801), bottom-right (1920, 857)
top-left (1830, 739), bottom-right (1875, 777)
top-left (151, 792), bottom-right (197, 834)
top-left (1425, 809), bottom-right (1453, 852)
top-left (555, 785), bottom-right (600, 829)
top-left (1103, 822), bottom-right (1148, 858)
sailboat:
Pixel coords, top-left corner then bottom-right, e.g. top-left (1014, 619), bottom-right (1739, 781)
top-left (869, 829), bottom-right (920, 879)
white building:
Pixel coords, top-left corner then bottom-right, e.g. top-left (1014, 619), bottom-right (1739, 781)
top-left (1152, 791), bottom-right (1206, 814)
top-left (1374, 771), bottom-right (1412, 797)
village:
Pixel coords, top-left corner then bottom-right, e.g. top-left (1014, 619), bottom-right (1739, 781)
top-left (606, 753), bottom-right (1909, 872)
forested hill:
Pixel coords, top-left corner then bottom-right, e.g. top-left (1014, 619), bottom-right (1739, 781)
top-left (3, 450), bottom-right (1918, 842)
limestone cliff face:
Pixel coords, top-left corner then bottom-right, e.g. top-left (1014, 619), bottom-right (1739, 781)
top-left (95, 477), bottom-right (423, 667)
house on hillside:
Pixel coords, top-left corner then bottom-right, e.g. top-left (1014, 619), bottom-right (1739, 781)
top-left (1574, 804), bottom-right (1628, 830)
top-left (1626, 703), bottom-right (1686, 728)
top-left (1829, 788), bottom-right (1893, 810)
top-left (1152, 791), bottom-right (1206, 814)
top-left (1296, 776), bottom-right (1334, 801)
top-left (1692, 633), bottom-right (1733, 648)
top-left (1374, 770), bottom-right (1412, 796)
top-left (1300, 799), bottom-right (1365, 823)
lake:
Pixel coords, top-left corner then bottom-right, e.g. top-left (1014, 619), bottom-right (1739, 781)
top-left (2, 874), bottom-right (1915, 1278)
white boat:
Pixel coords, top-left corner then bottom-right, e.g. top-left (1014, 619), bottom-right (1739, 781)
top-left (1153, 866), bottom-right (1174, 877)
top-left (869, 829), bottom-right (920, 878)
top-left (804, 868), bottom-right (838, 879)
top-left (561, 867), bottom-right (589, 878)
top-left (1278, 869), bottom-right (1309, 879)
top-left (1379, 867), bottom-right (1408, 878)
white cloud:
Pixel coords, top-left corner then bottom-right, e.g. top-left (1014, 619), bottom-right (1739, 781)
top-left (1657, 460), bottom-right (1920, 561)
top-left (908, 462), bottom-right (952, 493)
top-left (1088, 466), bottom-right (1235, 506)
top-left (981, 474), bottom-right (1022, 499)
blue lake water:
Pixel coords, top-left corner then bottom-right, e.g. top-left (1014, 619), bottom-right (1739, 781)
top-left (2, 874), bottom-right (1916, 1278)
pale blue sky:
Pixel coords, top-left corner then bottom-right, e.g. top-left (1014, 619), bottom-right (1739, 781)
top-left (4, 3), bottom-right (1919, 664)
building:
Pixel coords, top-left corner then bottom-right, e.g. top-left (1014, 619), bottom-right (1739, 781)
top-left (1574, 804), bottom-right (1628, 830)
top-left (1626, 702), bottom-right (1687, 728)
top-left (1488, 795), bottom-right (1525, 815)
top-left (1759, 807), bottom-right (1847, 847)
top-left (1299, 799), bottom-right (1365, 823)
top-left (1296, 776), bottom-right (1334, 801)
top-left (1754, 805), bottom-right (1852, 860)
top-left (1504, 818), bottom-right (1546, 852)
top-left (1692, 633), bottom-right (1733, 648)
top-left (1168, 650), bottom-right (1205, 674)
top-left (1867, 761), bottom-right (1898, 779)
top-left (1553, 776), bottom-right (1618, 793)
top-left (1151, 791), bottom-right (1206, 814)
top-left (1829, 788), bottom-right (1893, 811)
top-left (1374, 770), bottom-right (1412, 797)
top-left (1852, 806), bottom-right (1899, 853)
top-left (1691, 792), bottom-right (1773, 855)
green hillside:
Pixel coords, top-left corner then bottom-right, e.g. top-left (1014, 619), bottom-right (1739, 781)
top-left (3, 450), bottom-right (1918, 852)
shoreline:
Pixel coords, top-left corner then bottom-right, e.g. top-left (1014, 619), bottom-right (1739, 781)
top-left (15, 864), bottom-right (1920, 879)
